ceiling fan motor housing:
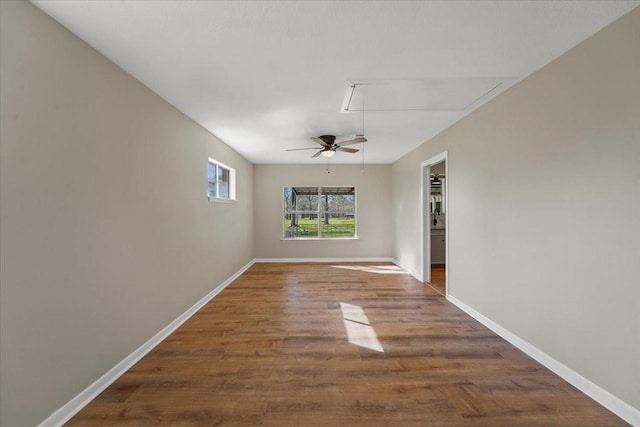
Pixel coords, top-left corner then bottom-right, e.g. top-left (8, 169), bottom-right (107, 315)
top-left (319, 135), bottom-right (337, 146)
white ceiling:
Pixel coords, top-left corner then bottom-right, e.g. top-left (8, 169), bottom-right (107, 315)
top-left (31, 1), bottom-right (639, 164)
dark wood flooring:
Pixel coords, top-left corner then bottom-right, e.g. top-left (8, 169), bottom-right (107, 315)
top-left (66, 262), bottom-right (627, 426)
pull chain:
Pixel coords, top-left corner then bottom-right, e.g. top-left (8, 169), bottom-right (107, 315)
top-left (361, 139), bottom-right (365, 174)
top-left (361, 92), bottom-right (365, 173)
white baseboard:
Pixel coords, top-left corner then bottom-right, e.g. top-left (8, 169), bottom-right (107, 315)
top-left (254, 257), bottom-right (396, 263)
top-left (391, 258), bottom-right (423, 282)
top-left (38, 259), bottom-right (256, 427)
top-left (447, 294), bottom-right (640, 427)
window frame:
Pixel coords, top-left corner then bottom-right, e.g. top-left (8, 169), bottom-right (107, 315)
top-left (282, 186), bottom-right (358, 240)
top-left (208, 157), bottom-right (236, 202)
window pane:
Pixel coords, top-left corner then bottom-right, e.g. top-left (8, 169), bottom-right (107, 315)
top-left (284, 187), bottom-right (294, 210)
top-left (284, 215), bottom-right (318, 238)
top-left (208, 163), bottom-right (216, 197)
top-left (320, 187), bottom-right (355, 237)
top-left (218, 167), bottom-right (230, 199)
top-left (285, 187), bottom-right (318, 210)
top-left (321, 213), bottom-right (355, 237)
top-left (321, 187), bottom-right (355, 213)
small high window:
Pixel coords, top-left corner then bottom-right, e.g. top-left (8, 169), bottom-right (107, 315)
top-left (283, 186), bottom-right (356, 239)
top-left (208, 158), bottom-right (236, 201)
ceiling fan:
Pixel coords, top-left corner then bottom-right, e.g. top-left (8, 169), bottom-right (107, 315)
top-left (286, 134), bottom-right (367, 158)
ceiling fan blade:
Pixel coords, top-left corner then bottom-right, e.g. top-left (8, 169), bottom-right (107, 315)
top-left (335, 133), bottom-right (365, 141)
top-left (336, 147), bottom-right (359, 153)
top-left (336, 137), bottom-right (367, 147)
top-left (312, 150), bottom-right (323, 158)
top-left (334, 134), bottom-right (356, 142)
top-left (311, 137), bottom-right (329, 147)
top-left (286, 147), bottom-right (321, 151)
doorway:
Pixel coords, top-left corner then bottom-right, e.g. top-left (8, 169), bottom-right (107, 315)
top-left (421, 152), bottom-right (448, 296)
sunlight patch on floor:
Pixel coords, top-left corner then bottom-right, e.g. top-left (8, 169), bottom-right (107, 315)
top-left (339, 302), bottom-right (384, 353)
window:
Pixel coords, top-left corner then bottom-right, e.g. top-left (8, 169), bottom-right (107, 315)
top-left (284, 186), bottom-right (356, 238)
top-left (208, 158), bottom-right (236, 201)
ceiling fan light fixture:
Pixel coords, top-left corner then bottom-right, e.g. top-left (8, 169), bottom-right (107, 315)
top-left (321, 149), bottom-right (336, 158)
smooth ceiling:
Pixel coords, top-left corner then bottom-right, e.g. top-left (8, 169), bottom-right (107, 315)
top-left (31, 1), bottom-right (639, 164)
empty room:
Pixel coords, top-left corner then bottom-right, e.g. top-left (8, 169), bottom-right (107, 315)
top-left (1, 1), bottom-right (639, 426)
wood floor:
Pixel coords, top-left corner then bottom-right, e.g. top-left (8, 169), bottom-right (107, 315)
top-left (67, 263), bottom-right (626, 426)
top-left (428, 267), bottom-right (446, 295)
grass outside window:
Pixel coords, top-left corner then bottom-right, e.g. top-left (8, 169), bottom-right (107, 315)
top-left (284, 217), bottom-right (355, 238)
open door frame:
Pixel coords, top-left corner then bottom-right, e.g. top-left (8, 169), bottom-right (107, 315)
top-left (420, 151), bottom-right (448, 294)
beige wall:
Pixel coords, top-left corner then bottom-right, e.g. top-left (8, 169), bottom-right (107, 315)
top-left (0, 2), bottom-right (254, 425)
top-left (254, 164), bottom-right (393, 259)
top-left (392, 7), bottom-right (640, 411)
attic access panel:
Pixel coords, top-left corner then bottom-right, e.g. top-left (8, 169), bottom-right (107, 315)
top-left (342, 78), bottom-right (516, 112)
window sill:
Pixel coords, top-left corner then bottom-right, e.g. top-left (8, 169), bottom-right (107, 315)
top-left (208, 197), bottom-right (235, 203)
top-left (281, 236), bottom-right (359, 241)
